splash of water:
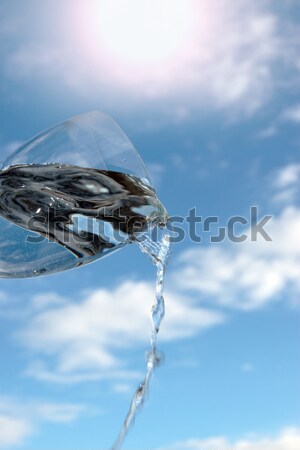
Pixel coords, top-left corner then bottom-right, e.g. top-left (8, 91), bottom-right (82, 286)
top-left (111, 224), bottom-right (171, 450)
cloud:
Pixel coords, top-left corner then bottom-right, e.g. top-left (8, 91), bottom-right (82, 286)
top-left (79, 0), bottom-right (281, 115)
top-left (0, 415), bottom-right (31, 448)
top-left (0, 396), bottom-right (84, 448)
top-left (15, 281), bottom-right (224, 383)
top-left (174, 206), bottom-right (300, 310)
top-left (272, 164), bottom-right (300, 204)
top-left (155, 426), bottom-right (300, 450)
top-left (275, 164), bottom-right (300, 189)
top-left (5, 45), bottom-right (63, 78)
top-left (257, 102), bottom-right (300, 140)
top-left (32, 402), bottom-right (84, 424)
top-left (4, 44), bottom-right (84, 91)
top-left (257, 124), bottom-right (278, 138)
top-left (1, 0), bottom-right (297, 117)
top-left (282, 104), bottom-right (300, 123)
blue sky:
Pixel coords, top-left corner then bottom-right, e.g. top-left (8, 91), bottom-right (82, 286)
top-left (0, 0), bottom-right (299, 449)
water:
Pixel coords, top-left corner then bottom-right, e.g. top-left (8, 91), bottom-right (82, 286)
top-left (0, 163), bottom-right (171, 448)
top-left (0, 163), bottom-right (168, 278)
top-left (111, 227), bottom-right (171, 450)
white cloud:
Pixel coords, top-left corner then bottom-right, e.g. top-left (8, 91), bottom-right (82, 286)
top-left (257, 124), bottom-right (278, 138)
top-left (0, 396), bottom-right (84, 423)
top-left (112, 383), bottom-right (132, 394)
top-left (275, 164), bottom-right (300, 189)
top-left (155, 426), bottom-right (300, 450)
top-left (33, 402), bottom-right (84, 423)
top-left (257, 102), bottom-right (300, 138)
top-left (75, 0), bottom-right (282, 115)
top-left (0, 415), bottom-right (31, 448)
top-left (282, 104), bottom-right (300, 123)
top-left (272, 164), bottom-right (300, 204)
top-left (29, 292), bottom-right (68, 312)
top-left (2, 0), bottom-right (295, 117)
top-left (0, 396), bottom-right (84, 448)
top-left (174, 206), bottom-right (300, 310)
top-left (16, 281), bottom-right (224, 383)
top-left (5, 44), bottom-right (64, 79)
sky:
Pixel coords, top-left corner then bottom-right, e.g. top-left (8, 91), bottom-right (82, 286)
top-left (0, 0), bottom-right (299, 449)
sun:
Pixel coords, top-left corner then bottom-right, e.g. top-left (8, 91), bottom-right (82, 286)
top-left (74, 0), bottom-right (196, 84)
top-left (93, 0), bottom-right (193, 65)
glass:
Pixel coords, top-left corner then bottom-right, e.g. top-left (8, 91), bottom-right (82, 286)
top-left (0, 111), bottom-right (167, 278)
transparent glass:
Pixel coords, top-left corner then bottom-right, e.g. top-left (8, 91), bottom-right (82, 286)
top-left (0, 111), bottom-right (167, 278)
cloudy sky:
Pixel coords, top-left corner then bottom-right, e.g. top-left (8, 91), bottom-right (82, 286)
top-left (0, 1), bottom-right (299, 449)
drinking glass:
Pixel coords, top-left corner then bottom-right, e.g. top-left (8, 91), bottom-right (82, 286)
top-left (0, 111), bottom-right (167, 278)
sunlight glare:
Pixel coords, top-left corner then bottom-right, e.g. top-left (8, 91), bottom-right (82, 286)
top-left (78, 0), bottom-right (195, 66)
top-left (72, 0), bottom-right (219, 93)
